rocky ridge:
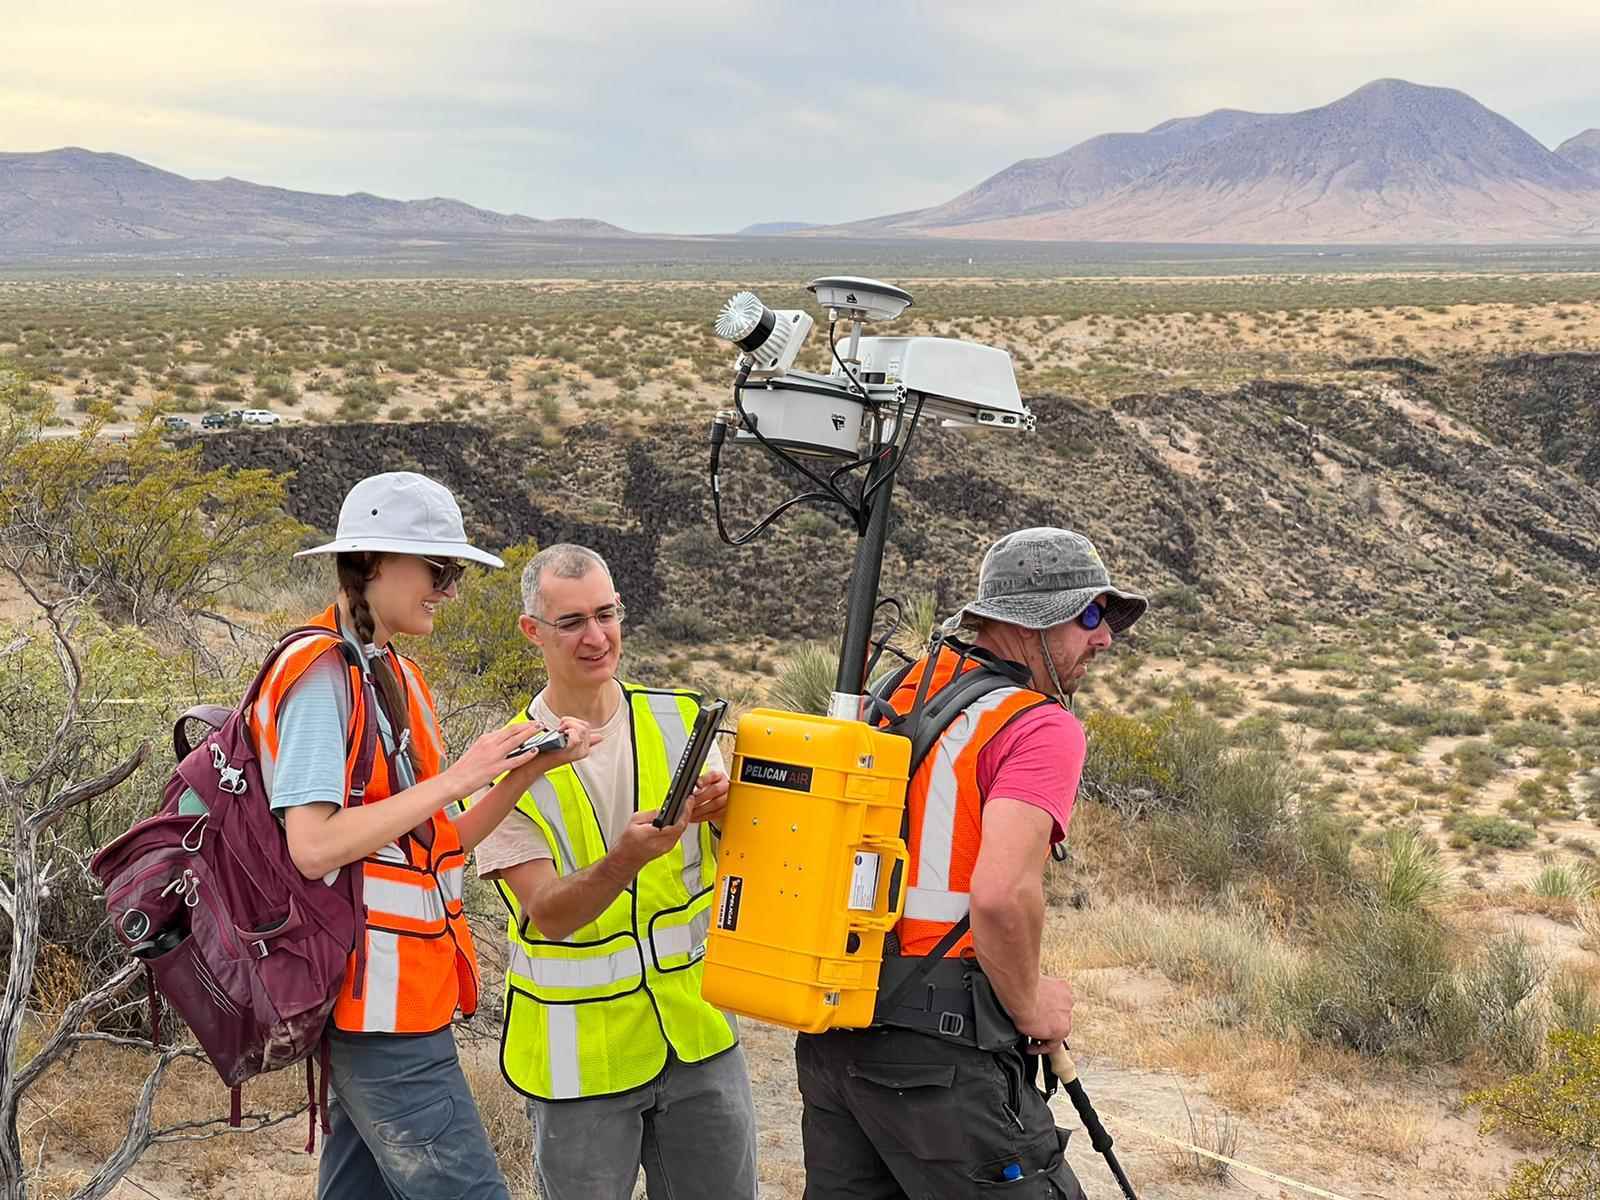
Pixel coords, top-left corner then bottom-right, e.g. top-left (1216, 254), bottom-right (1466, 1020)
top-left (193, 354), bottom-right (1600, 643)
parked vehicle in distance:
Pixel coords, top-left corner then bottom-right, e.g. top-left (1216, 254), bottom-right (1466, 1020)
top-left (201, 410), bottom-right (241, 429)
top-left (239, 409), bottom-right (282, 426)
top-left (160, 415), bottom-right (192, 430)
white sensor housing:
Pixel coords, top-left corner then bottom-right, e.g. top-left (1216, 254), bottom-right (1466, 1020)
top-left (714, 291), bottom-right (814, 376)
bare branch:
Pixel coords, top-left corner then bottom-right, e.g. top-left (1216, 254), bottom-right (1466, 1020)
top-left (11, 960), bottom-right (143, 1099)
top-left (26, 740), bottom-right (151, 834)
top-left (7, 571), bottom-right (86, 795)
top-left (65, 1047), bottom-right (186, 1200)
top-left (152, 1103), bottom-right (312, 1143)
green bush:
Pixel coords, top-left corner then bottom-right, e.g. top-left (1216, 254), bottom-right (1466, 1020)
top-left (1551, 965), bottom-right (1600, 1036)
top-left (1287, 899), bottom-right (1476, 1060)
top-left (0, 427), bottom-right (306, 623)
top-left (1470, 1029), bottom-right (1600, 1199)
top-left (1449, 813), bottom-right (1536, 849)
top-left (1084, 704), bottom-right (1341, 895)
top-left (651, 607), bottom-right (718, 644)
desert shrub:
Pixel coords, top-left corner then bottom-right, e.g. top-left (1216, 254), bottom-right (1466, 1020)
top-left (1085, 704), bottom-right (1343, 895)
top-left (256, 372), bottom-right (299, 404)
top-left (1463, 932), bottom-right (1547, 1071)
top-left (1374, 701), bottom-right (1486, 737)
top-left (1094, 898), bottom-right (1302, 1009)
top-left (1470, 1029), bottom-right (1600, 1199)
top-left (1550, 965), bottom-right (1600, 1037)
top-left (1287, 900), bottom-right (1478, 1060)
top-left (0, 427), bottom-right (306, 624)
top-left (651, 607), bottom-right (718, 644)
top-left (1446, 739), bottom-right (1503, 787)
top-left (1449, 813), bottom-right (1536, 849)
top-left (769, 642), bottom-right (838, 715)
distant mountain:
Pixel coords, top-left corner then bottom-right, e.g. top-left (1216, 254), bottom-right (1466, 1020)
top-left (1557, 130), bottom-right (1600, 179)
top-left (736, 221), bottom-right (823, 236)
top-left (847, 108), bottom-right (1274, 234)
top-left (0, 148), bottom-right (630, 250)
top-left (828, 80), bottom-right (1600, 244)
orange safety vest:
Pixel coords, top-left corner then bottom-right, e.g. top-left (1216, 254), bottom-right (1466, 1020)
top-left (883, 647), bottom-right (1054, 957)
top-left (247, 604), bottom-right (480, 1034)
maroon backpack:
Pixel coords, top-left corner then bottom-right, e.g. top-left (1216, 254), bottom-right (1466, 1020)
top-left (90, 626), bottom-right (380, 1152)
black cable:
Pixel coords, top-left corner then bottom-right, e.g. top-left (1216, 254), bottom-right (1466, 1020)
top-left (710, 418), bottom-right (843, 546)
top-left (861, 597), bottom-right (906, 684)
top-left (860, 391), bottom-right (925, 512)
top-left (729, 362), bottom-right (860, 519)
top-left (829, 318), bottom-right (871, 405)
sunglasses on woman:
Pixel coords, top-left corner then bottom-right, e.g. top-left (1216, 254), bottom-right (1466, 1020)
top-left (418, 555), bottom-right (467, 591)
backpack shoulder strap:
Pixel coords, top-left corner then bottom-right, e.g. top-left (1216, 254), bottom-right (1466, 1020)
top-left (236, 623), bottom-right (381, 803)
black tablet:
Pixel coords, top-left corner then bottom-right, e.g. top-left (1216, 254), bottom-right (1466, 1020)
top-left (653, 699), bottom-right (728, 828)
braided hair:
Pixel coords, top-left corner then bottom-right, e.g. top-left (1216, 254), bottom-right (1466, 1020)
top-left (336, 552), bottom-right (412, 744)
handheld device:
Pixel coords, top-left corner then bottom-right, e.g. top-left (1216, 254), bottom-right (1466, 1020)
top-left (508, 727), bottom-right (568, 758)
top-left (652, 699), bottom-right (728, 828)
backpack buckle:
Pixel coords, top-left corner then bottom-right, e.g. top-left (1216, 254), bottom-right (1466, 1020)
top-left (209, 744), bottom-right (247, 795)
top-left (938, 1011), bottom-right (966, 1038)
top-left (252, 939), bottom-right (269, 959)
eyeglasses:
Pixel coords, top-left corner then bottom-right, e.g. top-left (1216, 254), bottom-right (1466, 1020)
top-left (1074, 600), bottom-right (1105, 631)
top-left (531, 602), bottom-right (627, 638)
top-left (418, 556), bottom-right (467, 591)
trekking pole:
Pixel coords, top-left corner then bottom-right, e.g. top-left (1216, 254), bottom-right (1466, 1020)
top-left (1047, 1046), bottom-right (1139, 1200)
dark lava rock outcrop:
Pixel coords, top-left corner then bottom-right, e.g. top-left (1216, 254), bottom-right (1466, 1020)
top-left (193, 354), bottom-right (1600, 641)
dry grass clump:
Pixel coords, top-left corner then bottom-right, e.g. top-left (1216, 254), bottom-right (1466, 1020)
top-left (1171, 1093), bottom-right (1238, 1184)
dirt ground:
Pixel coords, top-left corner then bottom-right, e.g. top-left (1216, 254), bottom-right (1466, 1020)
top-left (75, 957), bottom-right (1521, 1200)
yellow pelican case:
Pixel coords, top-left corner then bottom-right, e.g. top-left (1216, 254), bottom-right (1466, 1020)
top-left (700, 708), bottom-right (911, 1032)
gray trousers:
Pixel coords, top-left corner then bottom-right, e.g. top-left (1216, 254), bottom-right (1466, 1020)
top-left (319, 1027), bottom-right (511, 1200)
top-left (529, 1044), bottom-right (758, 1200)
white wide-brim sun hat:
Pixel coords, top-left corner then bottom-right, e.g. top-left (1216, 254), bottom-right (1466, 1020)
top-left (296, 471), bottom-right (505, 568)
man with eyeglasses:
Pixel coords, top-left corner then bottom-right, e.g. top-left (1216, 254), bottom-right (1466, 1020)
top-left (795, 527), bottom-right (1146, 1199)
top-left (471, 544), bottom-right (757, 1200)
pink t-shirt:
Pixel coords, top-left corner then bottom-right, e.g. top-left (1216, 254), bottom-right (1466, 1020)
top-left (975, 704), bottom-right (1085, 843)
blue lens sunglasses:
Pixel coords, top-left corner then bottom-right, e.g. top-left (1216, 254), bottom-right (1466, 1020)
top-left (1075, 600), bottom-right (1106, 630)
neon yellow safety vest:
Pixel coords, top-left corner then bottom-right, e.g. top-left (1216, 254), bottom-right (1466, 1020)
top-left (490, 683), bottom-right (737, 1101)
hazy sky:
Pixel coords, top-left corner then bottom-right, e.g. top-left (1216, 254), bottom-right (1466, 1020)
top-left (6, 1), bottom-right (1599, 233)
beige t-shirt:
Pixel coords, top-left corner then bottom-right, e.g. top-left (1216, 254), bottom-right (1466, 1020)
top-left (475, 684), bottom-right (726, 877)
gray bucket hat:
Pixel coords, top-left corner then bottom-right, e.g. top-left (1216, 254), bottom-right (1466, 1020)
top-left (296, 471), bottom-right (504, 568)
top-left (946, 527), bottom-right (1147, 635)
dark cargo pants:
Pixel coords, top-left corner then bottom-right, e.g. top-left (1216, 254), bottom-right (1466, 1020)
top-left (796, 1027), bottom-right (1087, 1199)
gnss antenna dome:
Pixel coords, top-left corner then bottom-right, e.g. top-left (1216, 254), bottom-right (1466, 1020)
top-left (806, 276), bottom-right (913, 323)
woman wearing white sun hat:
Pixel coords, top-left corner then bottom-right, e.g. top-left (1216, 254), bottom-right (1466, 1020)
top-left (258, 471), bottom-right (597, 1200)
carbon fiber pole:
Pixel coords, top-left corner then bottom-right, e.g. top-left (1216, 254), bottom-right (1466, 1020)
top-left (1049, 1047), bottom-right (1139, 1200)
top-left (828, 446), bottom-right (896, 719)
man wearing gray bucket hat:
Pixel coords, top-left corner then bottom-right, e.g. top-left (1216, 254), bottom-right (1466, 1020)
top-left (797, 527), bottom-right (1145, 1199)
top-left (948, 526), bottom-right (1147, 704)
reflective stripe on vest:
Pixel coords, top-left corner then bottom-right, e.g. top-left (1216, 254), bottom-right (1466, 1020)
top-left (485, 683), bottom-right (737, 1101)
top-left (887, 651), bottom-right (1051, 957)
top-left (249, 604), bottom-right (480, 1034)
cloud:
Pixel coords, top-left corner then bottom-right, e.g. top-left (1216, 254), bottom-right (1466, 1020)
top-left (4, 0), bottom-right (1599, 232)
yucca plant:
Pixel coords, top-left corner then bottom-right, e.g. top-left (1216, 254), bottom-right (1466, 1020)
top-left (1374, 827), bottom-right (1449, 911)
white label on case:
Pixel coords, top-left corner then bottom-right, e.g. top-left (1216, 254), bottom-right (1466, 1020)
top-left (848, 852), bottom-right (881, 911)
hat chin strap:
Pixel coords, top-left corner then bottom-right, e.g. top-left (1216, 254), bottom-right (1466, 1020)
top-left (1038, 630), bottom-right (1073, 710)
